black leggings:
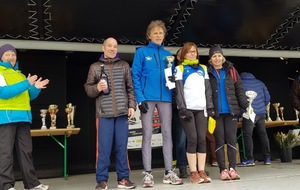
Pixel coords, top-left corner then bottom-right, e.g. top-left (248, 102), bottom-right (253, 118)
top-left (214, 114), bottom-right (238, 171)
top-left (180, 110), bottom-right (207, 153)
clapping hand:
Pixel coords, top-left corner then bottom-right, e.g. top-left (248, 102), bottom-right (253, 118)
top-left (35, 77), bottom-right (49, 89)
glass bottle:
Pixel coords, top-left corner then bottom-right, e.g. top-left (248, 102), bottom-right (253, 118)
top-left (99, 64), bottom-right (110, 95)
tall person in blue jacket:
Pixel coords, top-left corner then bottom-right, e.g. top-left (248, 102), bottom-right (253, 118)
top-left (238, 72), bottom-right (272, 167)
top-left (131, 20), bottom-right (183, 188)
top-left (0, 44), bottom-right (50, 190)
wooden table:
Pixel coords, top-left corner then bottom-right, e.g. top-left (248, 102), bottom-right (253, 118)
top-left (30, 128), bottom-right (80, 179)
top-left (237, 120), bottom-right (298, 160)
top-left (237, 120), bottom-right (299, 128)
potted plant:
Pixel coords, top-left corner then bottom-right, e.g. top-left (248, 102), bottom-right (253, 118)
top-left (274, 132), bottom-right (300, 162)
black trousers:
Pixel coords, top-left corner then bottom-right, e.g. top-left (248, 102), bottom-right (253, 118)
top-left (241, 115), bottom-right (271, 160)
top-left (0, 123), bottom-right (40, 190)
top-left (214, 114), bottom-right (238, 172)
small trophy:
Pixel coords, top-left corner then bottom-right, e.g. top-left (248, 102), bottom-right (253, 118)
top-left (166, 56), bottom-right (174, 68)
top-left (266, 102), bottom-right (272, 121)
top-left (165, 56), bottom-right (175, 90)
top-left (48, 104), bottom-right (59, 129)
top-left (279, 107), bottom-right (285, 121)
top-left (65, 103), bottom-right (75, 128)
top-left (295, 109), bottom-right (299, 121)
top-left (242, 91), bottom-right (257, 123)
top-left (40, 109), bottom-right (48, 130)
top-left (272, 103), bottom-right (281, 121)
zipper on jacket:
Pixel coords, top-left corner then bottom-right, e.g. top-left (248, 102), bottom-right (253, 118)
top-left (108, 60), bottom-right (117, 117)
top-left (153, 54), bottom-right (159, 66)
top-left (157, 47), bottom-right (163, 101)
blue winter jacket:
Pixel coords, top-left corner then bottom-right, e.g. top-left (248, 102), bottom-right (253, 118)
top-left (131, 42), bottom-right (173, 104)
top-left (0, 60), bottom-right (41, 125)
top-left (240, 72), bottom-right (270, 115)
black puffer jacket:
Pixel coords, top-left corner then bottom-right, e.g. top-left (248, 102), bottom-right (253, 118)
top-left (207, 61), bottom-right (248, 117)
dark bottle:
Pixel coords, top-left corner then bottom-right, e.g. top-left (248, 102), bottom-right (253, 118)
top-left (99, 64), bottom-right (110, 95)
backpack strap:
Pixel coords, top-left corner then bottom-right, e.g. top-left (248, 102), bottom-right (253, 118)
top-left (230, 67), bottom-right (237, 83)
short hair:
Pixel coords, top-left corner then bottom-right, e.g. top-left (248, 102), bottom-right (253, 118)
top-left (146, 20), bottom-right (167, 40)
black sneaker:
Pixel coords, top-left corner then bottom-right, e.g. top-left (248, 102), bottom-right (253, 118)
top-left (117, 178), bottom-right (136, 189)
top-left (96, 181), bottom-right (108, 190)
top-left (179, 167), bottom-right (188, 178)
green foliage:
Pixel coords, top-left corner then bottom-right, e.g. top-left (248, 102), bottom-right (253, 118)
top-left (274, 132), bottom-right (300, 149)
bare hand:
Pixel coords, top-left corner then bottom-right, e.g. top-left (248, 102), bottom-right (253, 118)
top-left (128, 108), bottom-right (135, 119)
top-left (27, 73), bottom-right (38, 85)
top-left (35, 77), bottom-right (50, 89)
top-left (97, 80), bottom-right (108, 92)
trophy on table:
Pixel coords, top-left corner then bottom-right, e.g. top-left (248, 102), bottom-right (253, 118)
top-left (40, 109), bottom-right (48, 130)
top-left (65, 103), bottom-right (76, 128)
top-left (279, 107), bottom-right (285, 121)
top-left (243, 91), bottom-right (257, 123)
top-left (295, 109), bottom-right (299, 121)
top-left (266, 102), bottom-right (272, 121)
top-left (272, 103), bottom-right (281, 121)
top-left (48, 104), bottom-right (59, 129)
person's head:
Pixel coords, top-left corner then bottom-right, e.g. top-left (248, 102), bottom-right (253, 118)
top-left (0, 44), bottom-right (17, 67)
top-left (102, 37), bottom-right (118, 59)
top-left (146, 20), bottom-right (167, 46)
top-left (180, 42), bottom-right (199, 63)
top-left (208, 45), bottom-right (225, 69)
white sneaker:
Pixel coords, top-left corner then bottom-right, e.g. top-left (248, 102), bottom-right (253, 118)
top-left (142, 171), bottom-right (154, 188)
top-left (24, 184), bottom-right (50, 190)
top-left (8, 188), bottom-right (16, 190)
top-left (163, 170), bottom-right (183, 185)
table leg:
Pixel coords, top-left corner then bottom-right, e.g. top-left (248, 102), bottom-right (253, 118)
top-left (49, 133), bottom-right (68, 179)
top-left (236, 129), bottom-right (247, 160)
top-left (64, 133), bottom-right (67, 179)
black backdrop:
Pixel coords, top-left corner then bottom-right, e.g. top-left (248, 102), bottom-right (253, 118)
top-left (13, 49), bottom-right (299, 179)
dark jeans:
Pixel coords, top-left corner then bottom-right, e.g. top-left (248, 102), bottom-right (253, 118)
top-left (172, 108), bottom-right (188, 168)
top-left (242, 115), bottom-right (271, 160)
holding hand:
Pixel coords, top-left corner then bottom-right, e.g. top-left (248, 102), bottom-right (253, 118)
top-left (207, 108), bottom-right (215, 117)
top-left (168, 75), bottom-right (176, 83)
top-left (97, 80), bottom-right (108, 92)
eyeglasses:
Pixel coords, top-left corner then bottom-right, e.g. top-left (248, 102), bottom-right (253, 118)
top-left (187, 50), bottom-right (197, 54)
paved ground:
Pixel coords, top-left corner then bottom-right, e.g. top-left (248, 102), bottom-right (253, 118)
top-left (14, 158), bottom-right (300, 190)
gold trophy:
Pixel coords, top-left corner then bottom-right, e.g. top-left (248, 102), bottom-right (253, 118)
top-left (166, 56), bottom-right (174, 68)
top-left (40, 109), bottom-right (48, 130)
top-left (272, 103), bottom-right (281, 121)
top-left (266, 102), bottom-right (272, 121)
top-left (295, 109), bottom-right (299, 121)
top-left (65, 103), bottom-right (75, 128)
top-left (279, 107), bottom-right (284, 121)
top-left (48, 104), bottom-right (59, 129)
